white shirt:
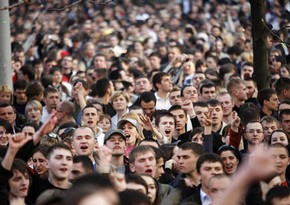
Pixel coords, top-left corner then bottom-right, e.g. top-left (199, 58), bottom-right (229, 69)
top-left (200, 188), bottom-right (211, 205)
top-left (40, 106), bottom-right (50, 123)
top-left (155, 92), bottom-right (171, 110)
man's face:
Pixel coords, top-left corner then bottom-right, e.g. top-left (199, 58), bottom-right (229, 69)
top-left (208, 177), bottom-right (231, 202)
top-left (82, 107), bottom-right (99, 128)
top-left (157, 75), bottom-right (173, 93)
top-left (44, 92), bottom-right (60, 111)
top-left (270, 146), bottom-right (290, 176)
top-left (245, 122), bottom-right (264, 145)
top-left (281, 114), bottom-right (290, 134)
top-left (15, 89), bottom-right (27, 104)
top-left (216, 94), bottom-right (233, 117)
top-left (155, 158), bottom-right (165, 180)
top-left (234, 84), bottom-right (248, 101)
top-left (200, 87), bottom-right (216, 102)
top-left (194, 106), bottom-right (209, 126)
top-left (135, 78), bottom-right (152, 94)
top-left (157, 116), bottom-right (175, 140)
top-left (69, 162), bottom-right (87, 182)
top-left (177, 149), bottom-right (198, 174)
top-left (182, 86), bottom-right (198, 103)
top-left (209, 105), bottom-right (223, 126)
top-left (168, 47), bottom-right (181, 62)
top-left (206, 57), bottom-right (217, 69)
top-left (199, 161), bottom-right (224, 188)
top-left (169, 90), bottom-right (182, 106)
top-left (141, 100), bottom-right (156, 117)
top-left (94, 56), bottom-right (107, 69)
top-left (61, 57), bottom-right (73, 74)
top-left (170, 109), bottom-right (187, 132)
top-left (192, 73), bottom-right (205, 88)
top-left (105, 134), bottom-right (126, 156)
top-left (0, 105), bottom-right (16, 126)
top-left (261, 121), bottom-right (278, 142)
top-left (244, 80), bottom-right (256, 99)
top-left (130, 151), bottom-right (157, 177)
top-left (9, 170), bottom-right (30, 198)
top-left (241, 65), bottom-right (254, 79)
top-left (48, 148), bottom-right (73, 181)
top-left (149, 56), bottom-right (161, 69)
top-left (264, 94), bottom-right (279, 111)
top-left (73, 127), bottom-right (96, 157)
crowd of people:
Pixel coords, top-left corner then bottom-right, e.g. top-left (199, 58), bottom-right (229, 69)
top-left (1, 0), bottom-right (290, 204)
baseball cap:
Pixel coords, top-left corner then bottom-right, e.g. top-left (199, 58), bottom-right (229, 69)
top-left (117, 118), bottom-right (139, 132)
top-left (104, 129), bottom-right (126, 142)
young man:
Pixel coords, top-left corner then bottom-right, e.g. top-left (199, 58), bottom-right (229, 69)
top-left (152, 72), bottom-right (173, 110)
top-left (258, 88), bottom-right (279, 119)
top-left (139, 91), bottom-right (156, 117)
top-left (41, 87), bottom-right (60, 123)
top-left (199, 82), bottom-right (216, 102)
top-left (184, 153), bottom-right (224, 204)
top-left (155, 112), bottom-right (175, 143)
top-left (261, 116), bottom-right (280, 143)
top-left (13, 79), bottom-right (28, 116)
top-left (227, 78), bottom-right (248, 114)
top-left (1, 134), bottom-right (73, 203)
top-left (216, 92), bottom-right (233, 125)
top-left (269, 143), bottom-right (290, 187)
top-left (181, 85), bottom-right (198, 103)
top-left (169, 105), bottom-right (189, 143)
top-left (134, 76), bottom-right (152, 95)
top-left (207, 99), bottom-right (226, 135)
top-left (240, 62), bottom-right (254, 79)
top-left (104, 129), bottom-right (129, 174)
top-left (169, 87), bottom-right (182, 106)
top-left (0, 103), bottom-right (18, 133)
top-left (129, 145), bottom-right (157, 178)
top-left (69, 155), bottom-right (94, 183)
top-left (280, 109), bottom-right (290, 135)
top-left (170, 142), bottom-right (203, 201)
top-left (208, 174), bottom-right (231, 204)
top-left (275, 77), bottom-right (290, 102)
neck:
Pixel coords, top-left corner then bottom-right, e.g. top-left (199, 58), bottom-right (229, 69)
top-left (280, 173), bottom-right (286, 183)
top-left (48, 174), bottom-right (70, 189)
top-left (188, 171), bottom-right (200, 186)
top-left (96, 96), bottom-right (110, 105)
top-left (111, 155), bottom-right (125, 167)
top-left (117, 110), bottom-right (127, 119)
top-left (262, 107), bottom-right (272, 116)
top-left (247, 143), bottom-right (260, 153)
top-left (8, 196), bottom-right (26, 205)
top-left (202, 183), bottom-right (210, 195)
top-left (157, 90), bottom-right (169, 99)
top-left (233, 98), bottom-right (244, 108)
top-left (222, 116), bottom-right (231, 125)
top-left (212, 122), bottom-right (222, 133)
top-left (46, 106), bottom-right (53, 113)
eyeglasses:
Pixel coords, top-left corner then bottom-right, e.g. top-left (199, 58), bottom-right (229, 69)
top-left (245, 129), bottom-right (263, 134)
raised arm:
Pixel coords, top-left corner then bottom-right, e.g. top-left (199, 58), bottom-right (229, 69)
top-left (2, 133), bottom-right (32, 171)
top-left (33, 110), bottom-right (58, 145)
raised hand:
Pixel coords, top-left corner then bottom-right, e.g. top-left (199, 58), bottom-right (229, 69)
top-left (181, 100), bottom-right (195, 118)
top-left (9, 132), bottom-right (32, 151)
top-left (139, 114), bottom-right (154, 131)
top-left (229, 111), bottom-right (240, 132)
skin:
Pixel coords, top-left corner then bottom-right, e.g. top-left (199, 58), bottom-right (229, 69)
top-left (155, 158), bottom-right (165, 180)
top-left (264, 94), bottom-right (279, 111)
top-left (97, 118), bottom-right (111, 133)
top-left (208, 176), bottom-right (231, 202)
top-left (73, 127), bottom-right (96, 160)
top-left (105, 134), bottom-right (126, 156)
top-left (69, 162), bottom-right (87, 182)
top-left (14, 89), bottom-right (27, 105)
top-left (170, 109), bottom-right (187, 133)
top-left (141, 175), bottom-right (157, 204)
top-left (26, 105), bottom-right (41, 123)
top-left (32, 151), bottom-right (48, 176)
top-left (220, 150), bottom-right (239, 175)
top-left (129, 151), bottom-right (157, 177)
top-left (261, 121), bottom-right (278, 142)
top-left (182, 86), bottom-right (198, 103)
top-left (169, 90), bottom-right (182, 106)
top-left (112, 95), bottom-right (128, 112)
top-left (119, 122), bottom-right (138, 146)
top-left (0, 92), bottom-right (11, 104)
top-left (135, 78), bottom-right (152, 94)
top-left (269, 146), bottom-right (290, 179)
top-left (281, 114), bottom-right (290, 134)
top-left (157, 116), bottom-right (175, 141)
top-left (0, 126), bottom-right (9, 147)
top-left (82, 108), bottom-right (99, 128)
top-left (199, 162), bottom-right (224, 191)
top-left (177, 149), bottom-right (198, 174)
top-left (140, 101), bottom-right (156, 117)
top-left (216, 94), bottom-right (233, 117)
top-left (244, 122), bottom-right (264, 145)
top-left (209, 105), bottom-right (223, 127)
top-left (8, 170), bottom-right (30, 199)
top-left (156, 75), bottom-right (173, 93)
top-left (270, 131), bottom-right (289, 146)
top-left (200, 87), bottom-right (216, 102)
top-left (0, 105), bottom-right (16, 126)
top-left (126, 183), bottom-right (147, 195)
top-left (192, 133), bottom-right (203, 145)
top-left (194, 106), bottom-right (209, 126)
top-left (43, 92), bottom-right (60, 113)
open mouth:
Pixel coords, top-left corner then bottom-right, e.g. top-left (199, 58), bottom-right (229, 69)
top-left (59, 168), bottom-right (68, 172)
top-left (165, 129), bottom-right (171, 135)
top-left (80, 145), bottom-right (88, 151)
top-left (125, 133), bottom-right (131, 138)
top-left (145, 169), bottom-right (152, 175)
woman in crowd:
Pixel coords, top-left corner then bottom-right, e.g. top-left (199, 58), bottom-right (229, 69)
top-left (25, 100), bottom-right (43, 128)
top-left (0, 84), bottom-right (13, 104)
top-left (117, 113), bottom-right (144, 156)
top-left (31, 145), bottom-right (49, 177)
top-left (218, 145), bottom-right (242, 175)
top-left (111, 91), bottom-right (130, 128)
top-left (97, 114), bottom-right (112, 133)
top-left (0, 118), bottom-right (14, 149)
top-left (141, 175), bottom-right (160, 205)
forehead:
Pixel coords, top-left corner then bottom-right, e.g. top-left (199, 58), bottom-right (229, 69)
top-left (183, 86), bottom-right (197, 92)
top-left (46, 92), bottom-right (59, 97)
top-left (108, 134), bottom-right (124, 141)
top-left (178, 149), bottom-right (195, 156)
top-left (201, 161), bottom-right (223, 168)
top-left (159, 116), bottom-right (174, 123)
top-left (83, 107), bottom-right (97, 114)
top-left (141, 101), bottom-right (155, 107)
top-left (170, 91), bottom-right (180, 96)
top-left (209, 105), bottom-right (222, 109)
top-left (194, 106), bottom-right (209, 112)
top-left (74, 127), bottom-right (94, 136)
top-left (135, 151), bottom-right (155, 160)
top-left (272, 131), bottom-right (287, 138)
top-left (217, 94), bottom-right (231, 101)
top-left (0, 106), bottom-right (14, 112)
top-left (261, 121), bottom-right (277, 126)
top-left (246, 122), bottom-right (263, 130)
top-left (50, 148), bottom-right (72, 157)
top-left (270, 146), bottom-right (288, 155)
top-left (136, 78), bottom-right (149, 83)
top-left (170, 109), bottom-right (186, 116)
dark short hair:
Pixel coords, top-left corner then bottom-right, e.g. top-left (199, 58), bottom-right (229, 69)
top-left (196, 153), bottom-right (224, 174)
top-left (140, 91), bottom-right (156, 104)
top-left (280, 109), bottom-right (290, 121)
top-left (179, 142), bottom-right (203, 157)
top-left (199, 81), bottom-right (215, 94)
top-left (258, 88), bottom-right (277, 107)
top-left (46, 143), bottom-right (72, 160)
top-left (129, 145), bottom-right (155, 164)
top-left (266, 186), bottom-right (290, 205)
top-left (73, 155), bottom-right (94, 173)
top-left (152, 72), bottom-right (170, 91)
top-left (125, 173), bottom-right (148, 194)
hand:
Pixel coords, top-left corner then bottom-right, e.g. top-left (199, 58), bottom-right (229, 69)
top-left (229, 112), bottom-right (240, 131)
top-left (181, 100), bottom-right (195, 117)
top-left (38, 110), bottom-right (58, 136)
top-left (201, 111), bottom-right (212, 127)
top-left (165, 159), bottom-right (177, 170)
top-left (110, 172), bottom-right (126, 192)
top-left (139, 114), bottom-right (154, 131)
top-left (98, 145), bottom-right (112, 164)
top-left (9, 133), bottom-right (32, 152)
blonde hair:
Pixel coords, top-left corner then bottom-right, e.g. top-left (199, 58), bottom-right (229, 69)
top-left (121, 112), bottom-right (144, 143)
top-left (25, 100), bottom-right (43, 115)
top-left (110, 91), bottom-right (130, 103)
top-left (0, 84), bottom-right (13, 103)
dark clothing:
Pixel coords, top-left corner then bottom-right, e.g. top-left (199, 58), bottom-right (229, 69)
top-left (182, 185), bottom-right (202, 205)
